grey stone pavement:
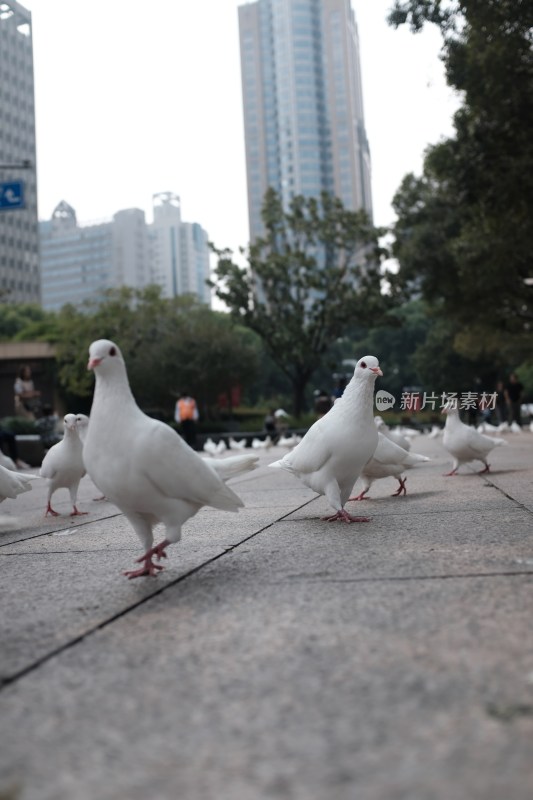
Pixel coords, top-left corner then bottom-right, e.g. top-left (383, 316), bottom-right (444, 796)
top-left (1, 429), bottom-right (533, 800)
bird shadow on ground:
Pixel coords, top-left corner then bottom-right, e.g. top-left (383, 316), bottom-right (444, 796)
top-left (346, 489), bottom-right (444, 502)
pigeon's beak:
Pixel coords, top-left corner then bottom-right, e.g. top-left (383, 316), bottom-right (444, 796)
top-left (88, 356), bottom-right (102, 370)
top-left (371, 367), bottom-right (383, 376)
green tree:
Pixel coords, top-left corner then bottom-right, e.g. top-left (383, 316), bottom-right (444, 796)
top-left (210, 189), bottom-right (389, 415)
top-left (388, 0), bottom-right (533, 362)
top-left (53, 286), bottom-right (259, 416)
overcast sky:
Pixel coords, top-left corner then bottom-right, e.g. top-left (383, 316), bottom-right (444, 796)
top-left (25, 0), bottom-right (460, 253)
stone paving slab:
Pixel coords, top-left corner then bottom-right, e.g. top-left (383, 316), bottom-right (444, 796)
top-left (0, 434), bottom-right (532, 800)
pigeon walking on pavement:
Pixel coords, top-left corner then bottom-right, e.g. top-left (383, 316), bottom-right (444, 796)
top-left (83, 339), bottom-right (251, 579)
top-left (442, 403), bottom-right (507, 475)
top-left (269, 355), bottom-right (382, 522)
top-left (349, 431), bottom-right (430, 500)
top-left (40, 413), bottom-right (88, 516)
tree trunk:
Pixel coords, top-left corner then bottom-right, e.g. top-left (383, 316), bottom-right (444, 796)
top-left (292, 376), bottom-right (309, 419)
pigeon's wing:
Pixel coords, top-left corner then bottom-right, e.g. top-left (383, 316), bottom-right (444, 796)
top-left (136, 421), bottom-right (243, 511)
top-left (278, 419), bottom-right (333, 475)
top-left (460, 427), bottom-right (503, 457)
top-left (39, 445), bottom-right (62, 479)
top-left (371, 434), bottom-right (412, 466)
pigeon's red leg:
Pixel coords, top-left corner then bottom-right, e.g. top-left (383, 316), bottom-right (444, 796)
top-left (443, 468), bottom-right (458, 476)
top-left (45, 502), bottom-right (59, 517)
top-left (322, 509), bottom-right (370, 523)
top-left (70, 505), bottom-right (88, 516)
top-left (478, 464), bottom-right (490, 474)
top-left (124, 539), bottom-right (170, 579)
top-left (348, 489), bottom-right (370, 501)
top-left (392, 477), bottom-right (407, 496)
top-left (124, 555), bottom-right (164, 580)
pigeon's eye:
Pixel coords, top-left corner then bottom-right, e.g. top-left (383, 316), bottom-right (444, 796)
top-left (360, 361), bottom-right (367, 369)
top-left (109, 346), bottom-right (116, 356)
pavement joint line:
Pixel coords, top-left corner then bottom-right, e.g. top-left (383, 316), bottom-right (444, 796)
top-left (0, 512), bottom-right (123, 548)
top-left (272, 570), bottom-right (533, 584)
top-left (0, 496), bottom-right (316, 693)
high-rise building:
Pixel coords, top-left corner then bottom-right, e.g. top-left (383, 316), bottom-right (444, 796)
top-left (0, 0), bottom-right (40, 303)
top-left (39, 195), bottom-right (211, 310)
top-left (151, 192), bottom-right (211, 305)
top-left (238, 0), bottom-right (372, 242)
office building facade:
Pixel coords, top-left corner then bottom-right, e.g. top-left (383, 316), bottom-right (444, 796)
top-left (0, 0), bottom-right (40, 303)
top-left (238, 0), bottom-right (372, 241)
top-left (39, 195), bottom-right (211, 310)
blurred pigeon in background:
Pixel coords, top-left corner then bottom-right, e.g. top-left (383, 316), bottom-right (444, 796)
top-left (442, 403), bottom-right (507, 475)
top-left (350, 432), bottom-right (430, 500)
top-left (40, 413), bottom-right (87, 516)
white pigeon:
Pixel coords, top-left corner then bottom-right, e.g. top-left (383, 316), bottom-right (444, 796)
top-left (428, 424), bottom-right (443, 439)
top-left (203, 437), bottom-right (226, 456)
top-left (268, 355), bottom-right (382, 522)
top-left (349, 432), bottom-right (430, 500)
top-left (442, 404), bottom-right (507, 475)
top-left (74, 413), bottom-right (90, 443)
top-left (83, 339), bottom-right (248, 579)
top-left (39, 413), bottom-right (88, 516)
top-left (510, 421), bottom-right (522, 433)
top-left (0, 462), bottom-right (37, 503)
top-left (278, 434), bottom-right (301, 449)
top-left (228, 436), bottom-right (247, 450)
top-left (252, 436), bottom-right (273, 449)
top-left (374, 416), bottom-right (411, 451)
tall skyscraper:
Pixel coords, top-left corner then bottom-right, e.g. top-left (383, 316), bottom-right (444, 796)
top-left (238, 0), bottom-right (372, 242)
top-left (151, 192), bottom-right (211, 305)
top-left (0, 0), bottom-right (40, 303)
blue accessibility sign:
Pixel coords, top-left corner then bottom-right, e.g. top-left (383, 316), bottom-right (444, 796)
top-left (0, 181), bottom-right (25, 210)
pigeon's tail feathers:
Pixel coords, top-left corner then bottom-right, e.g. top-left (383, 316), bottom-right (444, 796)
top-left (405, 452), bottom-right (430, 465)
top-left (206, 454), bottom-right (259, 481)
top-left (209, 481), bottom-right (245, 512)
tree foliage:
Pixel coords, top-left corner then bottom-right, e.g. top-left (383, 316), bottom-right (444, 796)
top-left (51, 286), bottom-right (259, 415)
top-left (210, 189), bottom-right (389, 415)
top-left (388, 0), bottom-right (533, 363)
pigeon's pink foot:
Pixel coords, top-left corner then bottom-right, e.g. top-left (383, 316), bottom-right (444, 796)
top-left (124, 556), bottom-right (164, 580)
top-left (348, 489), bottom-right (370, 501)
top-left (322, 509), bottom-right (370, 523)
top-left (124, 539), bottom-right (171, 579)
top-left (392, 477), bottom-right (407, 496)
top-left (478, 464), bottom-right (490, 474)
top-left (443, 468), bottom-right (458, 476)
top-left (70, 506), bottom-right (88, 516)
top-left (45, 503), bottom-right (59, 517)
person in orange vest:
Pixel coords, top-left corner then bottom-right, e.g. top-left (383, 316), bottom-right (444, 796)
top-left (174, 391), bottom-right (199, 449)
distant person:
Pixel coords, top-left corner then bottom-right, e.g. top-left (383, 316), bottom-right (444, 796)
top-left (504, 372), bottom-right (524, 426)
top-left (35, 403), bottom-right (62, 450)
top-left (14, 364), bottom-right (41, 419)
top-left (494, 380), bottom-right (507, 425)
top-left (263, 408), bottom-right (278, 443)
top-left (313, 390), bottom-right (333, 418)
top-left (174, 391), bottom-right (199, 449)
top-left (274, 408), bottom-right (290, 438)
